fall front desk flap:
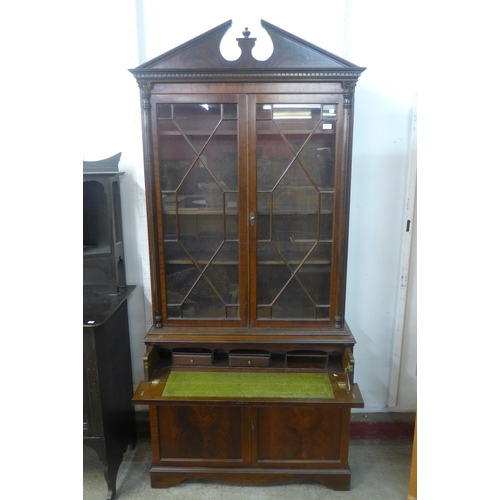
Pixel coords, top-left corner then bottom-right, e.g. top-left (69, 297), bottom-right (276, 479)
top-left (162, 371), bottom-right (335, 399)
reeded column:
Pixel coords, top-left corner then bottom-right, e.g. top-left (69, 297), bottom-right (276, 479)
top-left (139, 82), bottom-right (163, 328)
top-left (334, 81), bottom-right (357, 329)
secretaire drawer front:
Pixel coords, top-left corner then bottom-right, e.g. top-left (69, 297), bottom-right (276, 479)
top-left (172, 348), bottom-right (213, 367)
top-left (229, 353), bottom-right (270, 367)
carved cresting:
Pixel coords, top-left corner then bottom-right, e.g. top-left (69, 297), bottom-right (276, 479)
top-left (129, 20), bottom-right (366, 82)
top-left (236, 27), bottom-right (257, 65)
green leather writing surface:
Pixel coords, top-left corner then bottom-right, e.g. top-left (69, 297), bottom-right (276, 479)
top-left (162, 371), bottom-right (335, 399)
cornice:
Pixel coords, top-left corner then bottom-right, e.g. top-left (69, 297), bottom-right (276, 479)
top-left (130, 69), bottom-right (364, 83)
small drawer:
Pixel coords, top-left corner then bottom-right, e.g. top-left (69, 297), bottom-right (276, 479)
top-left (172, 348), bottom-right (213, 367)
top-left (229, 350), bottom-right (270, 368)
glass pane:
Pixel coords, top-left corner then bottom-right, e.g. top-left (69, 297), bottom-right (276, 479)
top-left (273, 279), bottom-right (316, 319)
top-left (256, 103), bottom-right (337, 320)
top-left (158, 102), bottom-right (239, 319)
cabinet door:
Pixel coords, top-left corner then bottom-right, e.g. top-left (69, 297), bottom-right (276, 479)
top-left (152, 95), bottom-right (248, 325)
top-left (251, 406), bottom-right (349, 469)
top-left (151, 405), bottom-right (249, 468)
top-left (249, 96), bottom-right (342, 327)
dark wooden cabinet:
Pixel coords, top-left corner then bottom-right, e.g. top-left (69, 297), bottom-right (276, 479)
top-left (83, 287), bottom-right (136, 499)
top-left (134, 369), bottom-right (363, 489)
top-left (83, 153), bottom-right (126, 293)
top-left (130, 20), bottom-right (365, 490)
top-left (83, 155), bottom-right (136, 500)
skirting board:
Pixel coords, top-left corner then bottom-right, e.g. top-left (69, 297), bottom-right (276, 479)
top-left (351, 412), bottom-right (416, 439)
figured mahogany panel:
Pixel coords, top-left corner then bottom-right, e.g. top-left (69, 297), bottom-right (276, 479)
top-left (254, 406), bottom-right (343, 467)
top-left (157, 405), bottom-right (245, 464)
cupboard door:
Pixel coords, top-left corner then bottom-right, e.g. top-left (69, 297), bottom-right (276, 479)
top-left (152, 405), bottom-right (249, 468)
top-left (153, 96), bottom-right (247, 324)
top-left (250, 97), bottom-right (341, 326)
top-left (252, 406), bottom-right (348, 468)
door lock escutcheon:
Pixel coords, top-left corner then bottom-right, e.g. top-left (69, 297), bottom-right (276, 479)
top-left (250, 211), bottom-right (255, 226)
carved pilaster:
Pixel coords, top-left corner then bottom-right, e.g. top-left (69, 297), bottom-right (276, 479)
top-left (139, 82), bottom-right (154, 109)
top-left (341, 81), bottom-right (357, 108)
top-left (137, 80), bottom-right (163, 326)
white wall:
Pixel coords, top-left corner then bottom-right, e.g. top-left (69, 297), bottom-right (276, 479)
top-left (82, 0), bottom-right (417, 413)
top-left (343, 0), bottom-right (417, 411)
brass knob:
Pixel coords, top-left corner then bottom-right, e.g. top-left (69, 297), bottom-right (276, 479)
top-left (190, 359), bottom-right (194, 363)
top-left (248, 360), bottom-right (252, 365)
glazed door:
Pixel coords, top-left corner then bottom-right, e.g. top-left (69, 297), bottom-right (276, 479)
top-left (151, 94), bottom-right (248, 326)
top-left (151, 93), bottom-right (345, 329)
top-left (249, 95), bottom-right (343, 328)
